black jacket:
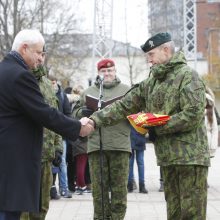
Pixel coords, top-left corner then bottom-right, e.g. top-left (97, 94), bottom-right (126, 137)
top-left (56, 85), bottom-right (72, 116)
top-left (0, 54), bottom-right (81, 212)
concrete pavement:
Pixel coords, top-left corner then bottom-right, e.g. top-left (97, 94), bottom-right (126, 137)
top-left (46, 144), bottom-right (220, 220)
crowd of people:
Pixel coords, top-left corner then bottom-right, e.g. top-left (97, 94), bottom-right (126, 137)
top-left (0, 29), bottom-right (219, 220)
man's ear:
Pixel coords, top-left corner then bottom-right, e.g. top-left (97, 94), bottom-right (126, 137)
top-left (163, 46), bottom-right (171, 57)
top-left (19, 43), bottom-right (28, 56)
top-left (163, 46), bottom-right (169, 52)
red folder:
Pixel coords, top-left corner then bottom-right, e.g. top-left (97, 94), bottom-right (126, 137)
top-left (127, 112), bottom-right (170, 134)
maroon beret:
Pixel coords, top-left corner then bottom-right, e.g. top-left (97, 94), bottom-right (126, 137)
top-left (97, 58), bottom-right (115, 71)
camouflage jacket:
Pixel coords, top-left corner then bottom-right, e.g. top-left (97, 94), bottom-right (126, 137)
top-left (91, 51), bottom-right (210, 166)
top-left (32, 66), bottom-right (62, 162)
top-left (79, 77), bottom-right (131, 153)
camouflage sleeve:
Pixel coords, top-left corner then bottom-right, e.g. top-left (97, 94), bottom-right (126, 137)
top-left (40, 76), bottom-right (63, 153)
top-left (54, 133), bottom-right (63, 152)
top-left (155, 69), bottom-right (206, 135)
top-left (90, 84), bottom-right (145, 127)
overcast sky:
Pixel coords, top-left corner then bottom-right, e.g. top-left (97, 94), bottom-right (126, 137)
top-left (73, 0), bottom-right (149, 47)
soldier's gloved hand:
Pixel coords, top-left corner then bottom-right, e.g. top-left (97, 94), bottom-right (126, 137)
top-left (142, 125), bottom-right (157, 143)
top-left (81, 107), bottom-right (94, 117)
top-left (148, 127), bottom-right (157, 143)
top-left (52, 150), bottom-right (62, 167)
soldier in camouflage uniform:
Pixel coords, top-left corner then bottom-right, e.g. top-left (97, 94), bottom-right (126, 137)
top-left (21, 61), bottom-right (63, 220)
top-left (77, 59), bottom-right (131, 220)
top-left (89, 33), bottom-right (210, 220)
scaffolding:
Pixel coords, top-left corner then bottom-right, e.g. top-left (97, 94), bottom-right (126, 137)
top-left (148, 0), bottom-right (184, 49)
top-left (183, 0), bottom-right (197, 64)
top-left (91, 0), bottom-right (113, 83)
top-left (148, 0), bottom-right (197, 65)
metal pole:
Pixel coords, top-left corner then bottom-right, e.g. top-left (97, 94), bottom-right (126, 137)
top-left (97, 77), bottom-right (105, 219)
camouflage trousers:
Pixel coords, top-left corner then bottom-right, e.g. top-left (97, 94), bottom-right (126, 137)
top-left (162, 165), bottom-right (208, 220)
top-left (89, 150), bottom-right (130, 220)
top-left (20, 161), bottom-right (52, 220)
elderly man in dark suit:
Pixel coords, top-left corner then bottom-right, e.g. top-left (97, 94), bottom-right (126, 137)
top-left (0, 29), bottom-right (94, 220)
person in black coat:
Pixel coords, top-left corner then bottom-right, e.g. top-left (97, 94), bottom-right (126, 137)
top-left (0, 29), bottom-right (94, 220)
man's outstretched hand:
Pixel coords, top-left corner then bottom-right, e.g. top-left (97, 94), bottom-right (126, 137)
top-left (79, 117), bottom-right (95, 137)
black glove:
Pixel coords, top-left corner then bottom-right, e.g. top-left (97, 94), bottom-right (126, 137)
top-left (52, 150), bottom-right (62, 167)
top-left (81, 107), bottom-right (94, 117)
top-left (148, 127), bottom-right (157, 143)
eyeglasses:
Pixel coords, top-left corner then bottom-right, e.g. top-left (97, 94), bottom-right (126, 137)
top-left (27, 46), bottom-right (46, 57)
top-left (34, 50), bottom-right (46, 56)
top-left (99, 68), bottom-right (115, 73)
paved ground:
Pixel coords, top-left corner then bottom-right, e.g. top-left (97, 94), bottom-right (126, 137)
top-left (46, 144), bottom-right (220, 220)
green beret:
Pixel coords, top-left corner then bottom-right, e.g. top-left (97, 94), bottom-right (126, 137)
top-left (140, 32), bottom-right (172, 53)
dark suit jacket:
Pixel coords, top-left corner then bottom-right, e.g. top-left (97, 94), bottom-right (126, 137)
top-left (0, 54), bottom-right (81, 212)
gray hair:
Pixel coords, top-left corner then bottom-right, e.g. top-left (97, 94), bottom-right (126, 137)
top-left (12, 29), bottom-right (45, 51)
top-left (160, 41), bottom-right (175, 54)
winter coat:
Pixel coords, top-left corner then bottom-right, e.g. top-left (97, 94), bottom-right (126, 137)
top-left (56, 84), bottom-right (72, 116)
top-left (32, 66), bottom-right (63, 162)
top-left (91, 51), bottom-right (210, 167)
top-left (0, 53), bottom-right (81, 212)
top-left (130, 127), bottom-right (146, 151)
top-left (70, 95), bottom-right (88, 158)
top-left (80, 77), bottom-right (131, 153)
top-left (71, 137), bottom-right (88, 157)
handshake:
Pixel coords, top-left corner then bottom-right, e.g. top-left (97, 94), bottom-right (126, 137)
top-left (79, 117), bottom-right (95, 137)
